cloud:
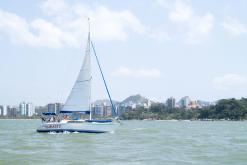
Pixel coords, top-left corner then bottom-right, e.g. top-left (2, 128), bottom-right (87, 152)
top-left (112, 66), bottom-right (161, 79)
top-left (157, 0), bottom-right (214, 44)
top-left (0, 9), bottom-right (79, 48)
top-left (44, 1), bottom-right (146, 42)
top-left (168, 1), bottom-right (193, 23)
top-left (0, 0), bottom-right (146, 48)
top-left (0, 10), bottom-right (35, 46)
top-left (212, 74), bottom-right (247, 91)
top-left (221, 17), bottom-right (247, 36)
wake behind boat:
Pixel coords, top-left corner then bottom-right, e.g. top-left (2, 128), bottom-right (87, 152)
top-left (37, 20), bottom-right (120, 133)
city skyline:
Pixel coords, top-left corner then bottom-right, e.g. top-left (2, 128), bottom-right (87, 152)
top-left (0, 94), bottom-right (213, 108)
top-left (0, 0), bottom-right (247, 105)
top-left (0, 94), bottom-right (213, 118)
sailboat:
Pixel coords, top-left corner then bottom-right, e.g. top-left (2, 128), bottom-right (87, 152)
top-left (37, 21), bottom-right (120, 133)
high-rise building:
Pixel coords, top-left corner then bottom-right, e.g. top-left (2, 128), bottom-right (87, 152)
top-left (26, 103), bottom-right (35, 116)
top-left (104, 106), bottom-right (112, 116)
top-left (188, 100), bottom-right (198, 109)
top-left (19, 102), bottom-right (35, 116)
top-left (3, 105), bottom-right (7, 116)
top-left (47, 103), bottom-right (62, 114)
top-left (180, 96), bottom-right (191, 109)
top-left (35, 106), bottom-right (48, 115)
top-left (0, 106), bottom-right (3, 116)
top-left (7, 106), bottom-right (18, 117)
top-left (56, 103), bottom-right (61, 113)
top-left (91, 103), bottom-right (113, 117)
top-left (92, 105), bottom-right (104, 116)
top-left (166, 97), bottom-right (176, 109)
top-left (19, 102), bottom-right (27, 116)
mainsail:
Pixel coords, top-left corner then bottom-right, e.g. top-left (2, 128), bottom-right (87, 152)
top-left (61, 33), bottom-right (91, 113)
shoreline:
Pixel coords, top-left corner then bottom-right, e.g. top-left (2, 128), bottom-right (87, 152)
top-left (1, 118), bottom-right (246, 121)
top-left (0, 117), bottom-right (40, 120)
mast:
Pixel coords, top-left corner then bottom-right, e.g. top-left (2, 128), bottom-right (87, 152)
top-left (88, 18), bottom-right (92, 120)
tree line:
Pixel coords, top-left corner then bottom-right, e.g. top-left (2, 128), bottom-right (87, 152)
top-left (120, 98), bottom-right (247, 120)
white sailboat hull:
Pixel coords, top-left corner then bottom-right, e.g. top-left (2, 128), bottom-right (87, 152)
top-left (37, 121), bottom-right (119, 133)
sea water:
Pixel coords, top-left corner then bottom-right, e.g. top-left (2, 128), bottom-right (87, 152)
top-left (0, 119), bottom-right (247, 165)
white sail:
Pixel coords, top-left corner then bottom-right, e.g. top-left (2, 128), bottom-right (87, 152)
top-left (61, 33), bottom-right (91, 113)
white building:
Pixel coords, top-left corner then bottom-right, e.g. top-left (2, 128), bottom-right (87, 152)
top-left (132, 103), bottom-right (136, 109)
top-left (3, 105), bottom-right (7, 116)
top-left (26, 103), bottom-right (35, 116)
top-left (144, 100), bottom-right (152, 109)
top-left (0, 105), bottom-right (8, 116)
top-left (19, 102), bottom-right (35, 116)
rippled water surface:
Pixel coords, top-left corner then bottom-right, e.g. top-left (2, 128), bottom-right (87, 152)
top-left (1, 119), bottom-right (247, 165)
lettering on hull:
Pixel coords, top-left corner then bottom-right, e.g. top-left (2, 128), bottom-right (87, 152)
top-left (43, 124), bottom-right (61, 128)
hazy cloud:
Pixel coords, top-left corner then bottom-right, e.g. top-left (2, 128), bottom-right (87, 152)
top-left (157, 0), bottom-right (214, 44)
top-left (221, 17), bottom-right (247, 36)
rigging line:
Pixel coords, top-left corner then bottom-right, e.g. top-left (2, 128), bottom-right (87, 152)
top-left (90, 41), bottom-right (117, 117)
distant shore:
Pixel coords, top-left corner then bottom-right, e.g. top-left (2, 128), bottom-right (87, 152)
top-left (120, 98), bottom-right (247, 121)
top-left (1, 118), bottom-right (246, 121)
top-left (0, 116), bottom-right (40, 119)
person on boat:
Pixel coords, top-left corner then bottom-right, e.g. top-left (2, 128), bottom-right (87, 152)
top-left (63, 115), bottom-right (70, 120)
top-left (49, 116), bottom-right (54, 122)
top-left (54, 115), bottom-right (58, 122)
top-left (56, 115), bottom-right (61, 122)
top-left (41, 116), bottom-right (46, 122)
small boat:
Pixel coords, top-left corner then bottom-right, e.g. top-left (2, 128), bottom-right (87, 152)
top-left (37, 20), bottom-right (120, 133)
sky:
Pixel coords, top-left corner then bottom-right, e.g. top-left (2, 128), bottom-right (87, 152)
top-left (0, 0), bottom-right (247, 106)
